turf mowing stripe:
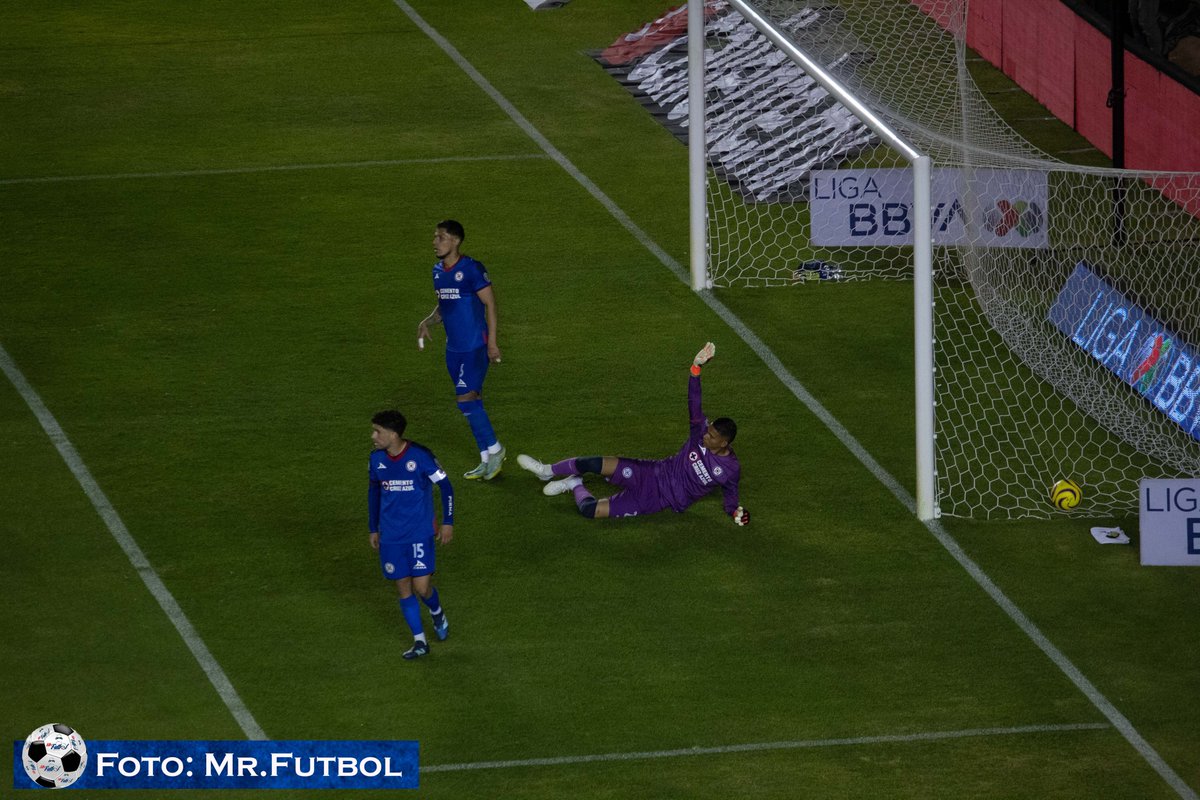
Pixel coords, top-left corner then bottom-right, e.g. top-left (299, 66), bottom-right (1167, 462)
top-left (0, 153), bottom-right (548, 185)
top-left (393, 4), bottom-right (1199, 797)
top-left (0, 344), bottom-right (268, 742)
top-left (423, 722), bottom-right (1110, 773)
top-left (390, 0), bottom-right (689, 285)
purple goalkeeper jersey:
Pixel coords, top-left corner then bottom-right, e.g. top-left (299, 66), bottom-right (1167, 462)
top-left (654, 375), bottom-right (741, 514)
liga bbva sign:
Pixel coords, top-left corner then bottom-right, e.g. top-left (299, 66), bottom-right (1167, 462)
top-left (809, 167), bottom-right (1049, 248)
top-left (1048, 262), bottom-right (1200, 442)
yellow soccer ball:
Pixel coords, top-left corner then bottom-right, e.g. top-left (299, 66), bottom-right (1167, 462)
top-left (1050, 478), bottom-right (1082, 510)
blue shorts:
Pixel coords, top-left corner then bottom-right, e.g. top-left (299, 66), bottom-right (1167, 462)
top-left (379, 536), bottom-right (436, 580)
top-left (446, 347), bottom-right (490, 395)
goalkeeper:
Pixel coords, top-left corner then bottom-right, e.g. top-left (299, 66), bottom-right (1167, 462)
top-left (518, 343), bottom-right (748, 526)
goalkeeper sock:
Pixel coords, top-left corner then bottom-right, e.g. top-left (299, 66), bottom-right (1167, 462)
top-left (552, 456), bottom-right (602, 476)
top-left (398, 595), bottom-right (424, 638)
top-left (572, 484), bottom-right (597, 518)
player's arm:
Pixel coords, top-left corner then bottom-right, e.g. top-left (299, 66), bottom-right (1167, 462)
top-left (477, 284), bottom-right (501, 363)
top-left (688, 342), bottom-right (716, 429)
top-left (368, 474), bottom-right (382, 548)
top-left (721, 473), bottom-right (749, 526)
top-left (432, 472), bottom-right (455, 544)
top-left (417, 305), bottom-right (442, 347)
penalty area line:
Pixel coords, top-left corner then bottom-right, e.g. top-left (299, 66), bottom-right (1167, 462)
top-left (424, 723), bottom-right (1110, 773)
top-left (0, 153), bottom-right (549, 186)
top-left (0, 344), bottom-right (267, 741)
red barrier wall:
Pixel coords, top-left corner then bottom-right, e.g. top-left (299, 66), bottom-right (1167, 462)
top-left (914, 0), bottom-right (1200, 174)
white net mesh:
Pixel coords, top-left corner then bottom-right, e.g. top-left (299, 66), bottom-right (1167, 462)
top-left (701, 0), bottom-right (1200, 517)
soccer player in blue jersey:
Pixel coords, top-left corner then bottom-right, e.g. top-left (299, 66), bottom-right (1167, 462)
top-left (416, 220), bottom-right (506, 481)
top-left (518, 343), bottom-right (749, 526)
top-left (369, 410), bottom-right (454, 660)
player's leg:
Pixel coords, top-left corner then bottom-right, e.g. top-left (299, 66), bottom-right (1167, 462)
top-left (551, 456), bottom-right (617, 477)
top-left (394, 576), bottom-right (429, 659)
top-left (413, 574), bottom-right (449, 641)
top-left (527, 475), bottom-right (612, 518)
top-left (391, 539), bottom-right (435, 659)
top-left (537, 456), bottom-right (619, 493)
top-left (576, 489), bottom-right (611, 518)
top-left (453, 349), bottom-right (504, 479)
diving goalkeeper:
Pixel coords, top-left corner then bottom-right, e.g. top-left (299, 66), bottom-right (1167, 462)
top-left (517, 343), bottom-right (748, 526)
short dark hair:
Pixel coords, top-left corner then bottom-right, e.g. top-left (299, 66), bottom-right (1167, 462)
top-left (437, 219), bottom-right (465, 241)
top-left (372, 410), bottom-right (407, 437)
top-left (713, 417), bottom-right (737, 444)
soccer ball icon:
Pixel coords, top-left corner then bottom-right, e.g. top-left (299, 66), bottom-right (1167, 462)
top-left (1050, 478), bottom-right (1082, 511)
top-left (22, 724), bottom-right (87, 789)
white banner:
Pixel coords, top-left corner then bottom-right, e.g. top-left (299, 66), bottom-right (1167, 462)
top-left (1140, 478), bottom-right (1200, 566)
top-left (809, 167), bottom-right (1049, 248)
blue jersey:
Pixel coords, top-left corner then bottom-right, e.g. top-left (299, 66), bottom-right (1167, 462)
top-left (433, 255), bottom-right (491, 353)
top-left (368, 442), bottom-right (453, 544)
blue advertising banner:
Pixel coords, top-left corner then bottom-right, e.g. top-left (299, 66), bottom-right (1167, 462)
top-left (14, 739), bottom-right (418, 790)
top-left (1047, 262), bottom-right (1200, 442)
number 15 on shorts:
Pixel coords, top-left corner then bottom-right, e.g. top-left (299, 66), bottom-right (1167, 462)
top-left (409, 538), bottom-right (434, 576)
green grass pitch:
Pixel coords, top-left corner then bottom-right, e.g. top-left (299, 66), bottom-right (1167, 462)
top-left (1, 1), bottom-right (1198, 798)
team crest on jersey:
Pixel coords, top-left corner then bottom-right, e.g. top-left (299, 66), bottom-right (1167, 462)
top-left (406, 460), bottom-right (417, 472)
top-left (713, 466), bottom-right (723, 477)
top-left (622, 466), bottom-right (633, 478)
top-left (688, 451), bottom-right (700, 462)
top-left (384, 562), bottom-right (395, 574)
top-left (454, 271), bottom-right (464, 282)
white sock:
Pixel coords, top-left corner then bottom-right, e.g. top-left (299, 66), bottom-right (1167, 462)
top-left (413, 633), bottom-right (427, 644)
top-left (564, 476), bottom-right (583, 490)
top-left (479, 450), bottom-right (489, 463)
top-left (487, 442), bottom-right (503, 455)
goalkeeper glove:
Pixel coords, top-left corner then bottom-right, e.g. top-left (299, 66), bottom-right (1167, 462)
top-left (693, 342), bottom-right (716, 366)
top-left (732, 506), bottom-right (749, 526)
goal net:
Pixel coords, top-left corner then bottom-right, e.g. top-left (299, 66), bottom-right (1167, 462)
top-left (692, 0), bottom-right (1200, 518)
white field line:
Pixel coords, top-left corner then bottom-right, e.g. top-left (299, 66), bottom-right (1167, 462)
top-left (0, 345), bottom-right (267, 741)
top-left (424, 723), bottom-right (1109, 773)
top-left (0, 153), bottom-right (548, 185)
top-left (391, 3), bottom-right (1198, 798)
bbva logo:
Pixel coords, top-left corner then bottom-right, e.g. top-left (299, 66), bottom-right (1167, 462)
top-left (982, 199), bottom-right (1044, 237)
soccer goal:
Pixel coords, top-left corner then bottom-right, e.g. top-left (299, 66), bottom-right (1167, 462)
top-left (686, 0), bottom-right (1200, 519)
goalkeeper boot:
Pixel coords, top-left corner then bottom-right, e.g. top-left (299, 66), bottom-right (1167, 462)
top-left (483, 445), bottom-right (506, 481)
top-left (402, 640), bottom-right (430, 660)
top-left (517, 454), bottom-right (553, 481)
top-left (432, 613), bottom-right (449, 641)
top-left (543, 476), bottom-right (580, 497)
top-left (463, 461), bottom-right (488, 480)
